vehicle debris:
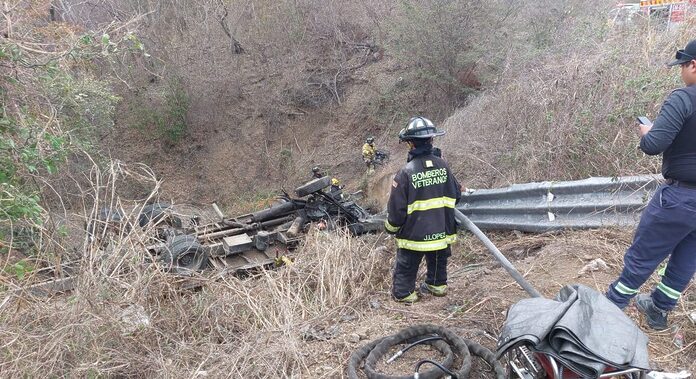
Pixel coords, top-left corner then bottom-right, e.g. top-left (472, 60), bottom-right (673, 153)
top-left (119, 304), bottom-right (150, 335)
top-left (17, 177), bottom-right (384, 297)
top-left (144, 176), bottom-right (384, 275)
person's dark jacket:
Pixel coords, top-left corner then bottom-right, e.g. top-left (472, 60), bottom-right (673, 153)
top-left (640, 85), bottom-right (696, 183)
top-left (385, 145), bottom-right (461, 252)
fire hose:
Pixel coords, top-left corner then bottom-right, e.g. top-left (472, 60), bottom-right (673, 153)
top-left (346, 324), bottom-right (505, 379)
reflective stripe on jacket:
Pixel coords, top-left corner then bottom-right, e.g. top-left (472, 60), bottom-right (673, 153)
top-left (385, 150), bottom-right (461, 252)
top-left (362, 143), bottom-right (376, 159)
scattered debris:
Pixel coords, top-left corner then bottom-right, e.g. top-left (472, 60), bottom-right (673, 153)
top-left (673, 329), bottom-right (685, 349)
top-left (14, 276), bottom-right (76, 297)
top-left (119, 304), bottom-right (150, 335)
top-left (301, 324), bottom-right (340, 342)
top-left (146, 176), bottom-right (383, 275)
top-left (578, 258), bottom-right (609, 276)
top-left (356, 329), bottom-right (369, 340)
top-left (445, 304), bottom-right (464, 313)
top-left (374, 246), bottom-right (389, 254)
top-left (647, 370), bottom-right (691, 379)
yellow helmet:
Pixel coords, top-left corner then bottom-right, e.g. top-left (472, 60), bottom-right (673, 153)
top-left (331, 178), bottom-right (340, 186)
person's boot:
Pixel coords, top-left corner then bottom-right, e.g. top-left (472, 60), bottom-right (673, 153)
top-left (420, 283), bottom-right (447, 297)
top-left (635, 294), bottom-right (669, 331)
top-left (394, 291), bottom-right (419, 304)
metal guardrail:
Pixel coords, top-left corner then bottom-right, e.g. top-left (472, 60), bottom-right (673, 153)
top-left (457, 175), bottom-right (662, 232)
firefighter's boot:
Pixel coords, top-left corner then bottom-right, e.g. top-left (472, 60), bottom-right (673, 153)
top-left (420, 283), bottom-right (447, 297)
top-left (395, 291), bottom-right (419, 304)
top-left (635, 293), bottom-right (668, 331)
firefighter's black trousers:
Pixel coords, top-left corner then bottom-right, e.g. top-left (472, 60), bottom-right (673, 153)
top-left (392, 246), bottom-right (451, 299)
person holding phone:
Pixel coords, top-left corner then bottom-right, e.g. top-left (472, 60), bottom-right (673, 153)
top-left (606, 40), bottom-right (696, 330)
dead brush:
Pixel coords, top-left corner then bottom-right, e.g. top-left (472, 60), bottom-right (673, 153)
top-left (213, 229), bottom-right (390, 331)
top-left (194, 229), bottom-right (392, 377)
top-left (441, 11), bottom-right (692, 188)
top-left (0, 157), bottom-right (394, 377)
top-left (0, 159), bottom-right (202, 377)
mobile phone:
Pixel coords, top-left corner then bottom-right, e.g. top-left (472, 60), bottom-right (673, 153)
top-left (636, 116), bottom-right (653, 126)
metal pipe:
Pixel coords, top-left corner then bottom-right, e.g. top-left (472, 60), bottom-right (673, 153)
top-left (211, 203), bottom-right (225, 220)
top-left (548, 356), bottom-right (562, 379)
top-left (198, 216), bottom-right (295, 241)
top-left (250, 201), bottom-right (300, 223)
top-left (318, 192), bottom-right (360, 223)
top-left (454, 208), bottom-right (542, 298)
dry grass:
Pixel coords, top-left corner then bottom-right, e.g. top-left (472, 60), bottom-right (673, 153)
top-left (5, 3), bottom-right (696, 377)
top-left (3, 174), bottom-right (696, 377)
top-left (441, 11), bottom-right (696, 188)
top-left (0, 160), bottom-right (393, 378)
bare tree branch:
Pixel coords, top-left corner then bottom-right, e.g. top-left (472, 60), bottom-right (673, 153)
top-left (217, 0), bottom-right (244, 54)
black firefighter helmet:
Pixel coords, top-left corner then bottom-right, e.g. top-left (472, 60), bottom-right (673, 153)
top-left (398, 116), bottom-right (446, 141)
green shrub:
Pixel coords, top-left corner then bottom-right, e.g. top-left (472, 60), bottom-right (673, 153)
top-left (386, 1), bottom-right (487, 109)
top-left (0, 14), bottom-right (133, 257)
top-left (130, 78), bottom-right (189, 144)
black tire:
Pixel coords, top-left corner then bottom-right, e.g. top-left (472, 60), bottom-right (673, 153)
top-left (295, 176), bottom-right (331, 197)
top-left (138, 202), bottom-right (183, 228)
top-left (160, 234), bottom-right (208, 274)
top-left (86, 207), bottom-right (125, 241)
top-left (345, 203), bottom-right (368, 220)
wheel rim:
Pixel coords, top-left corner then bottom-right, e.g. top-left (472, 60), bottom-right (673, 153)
top-left (177, 251), bottom-right (197, 268)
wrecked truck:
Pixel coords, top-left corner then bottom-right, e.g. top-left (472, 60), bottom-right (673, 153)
top-left (142, 176), bottom-right (385, 275)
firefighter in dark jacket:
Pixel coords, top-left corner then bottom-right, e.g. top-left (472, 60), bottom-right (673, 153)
top-left (385, 116), bottom-right (462, 303)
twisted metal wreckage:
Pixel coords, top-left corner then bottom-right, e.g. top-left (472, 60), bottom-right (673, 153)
top-left (149, 175), bottom-right (383, 275)
top-left (20, 176), bottom-right (383, 295)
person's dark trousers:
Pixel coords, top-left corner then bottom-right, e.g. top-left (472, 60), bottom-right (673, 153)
top-left (392, 246), bottom-right (451, 299)
top-left (607, 184), bottom-right (696, 311)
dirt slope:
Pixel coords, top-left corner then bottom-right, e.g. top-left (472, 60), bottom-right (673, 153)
top-left (101, 53), bottom-right (410, 210)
